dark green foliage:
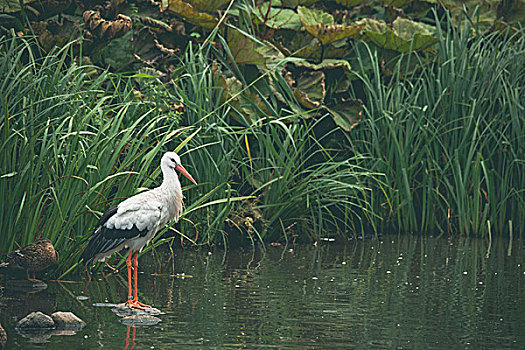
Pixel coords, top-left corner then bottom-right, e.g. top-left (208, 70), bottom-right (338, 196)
top-left (347, 13), bottom-right (525, 236)
top-left (0, 35), bottom-right (187, 274)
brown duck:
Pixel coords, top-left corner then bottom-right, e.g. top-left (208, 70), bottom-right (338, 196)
top-left (0, 322), bottom-right (6, 349)
top-left (1, 238), bottom-right (57, 281)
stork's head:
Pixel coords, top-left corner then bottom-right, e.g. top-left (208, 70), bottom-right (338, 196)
top-left (161, 152), bottom-right (197, 185)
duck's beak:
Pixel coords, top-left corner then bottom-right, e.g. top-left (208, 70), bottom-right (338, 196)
top-left (175, 164), bottom-right (197, 185)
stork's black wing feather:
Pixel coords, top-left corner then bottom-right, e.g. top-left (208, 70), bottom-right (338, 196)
top-left (80, 206), bottom-right (149, 263)
top-left (96, 206), bottom-right (118, 227)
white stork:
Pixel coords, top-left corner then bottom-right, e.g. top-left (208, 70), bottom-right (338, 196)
top-left (81, 152), bottom-right (196, 309)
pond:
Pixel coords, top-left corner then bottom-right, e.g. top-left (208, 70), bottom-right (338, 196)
top-left (1, 235), bottom-right (524, 349)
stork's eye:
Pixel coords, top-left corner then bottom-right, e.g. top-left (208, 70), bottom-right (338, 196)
top-left (170, 158), bottom-right (177, 165)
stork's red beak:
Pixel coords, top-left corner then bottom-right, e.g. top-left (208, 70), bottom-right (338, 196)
top-left (175, 164), bottom-right (197, 185)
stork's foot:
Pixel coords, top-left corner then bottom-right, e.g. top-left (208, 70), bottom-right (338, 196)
top-left (124, 299), bottom-right (151, 310)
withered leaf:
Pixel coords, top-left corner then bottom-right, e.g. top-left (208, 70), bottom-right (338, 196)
top-left (83, 10), bottom-right (132, 41)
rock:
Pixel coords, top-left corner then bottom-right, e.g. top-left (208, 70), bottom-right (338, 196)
top-left (112, 303), bottom-right (164, 317)
top-left (15, 311), bottom-right (55, 330)
top-left (0, 323), bottom-right (7, 349)
top-left (51, 312), bottom-right (86, 330)
top-left (120, 315), bottom-right (161, 326)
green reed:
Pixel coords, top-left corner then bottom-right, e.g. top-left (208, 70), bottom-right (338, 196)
top-left (242, 116), bottom-right (378, 241)
top-left (168, 37), bottom-right (378, 244)
top-left (347, 12), bottom-right (525, 236)
top-left (0, 35), bottom-right (206, 274)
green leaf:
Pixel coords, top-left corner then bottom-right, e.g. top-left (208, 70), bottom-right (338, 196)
top-left (216, 71), bottom-right (267, 124)
top-left (335, 0), bottom-right (365, 8)
top-left (324, 98), bottom-right (362, 132)
top-left (291, 58), bottom-right (351, 71)
top-left (0, 0), bottom-right (22, 13)
top-left (253, 2), bottom-right (303, 30)
top-left (186, 0), bottom-right (230, 12)
top-left (360, 17), bottom-right (438, 52)
top-left (284, 32), bottom-right (347, 60)
top-left (280, 0), bottom-right (318, 6)
top-left (227, 30), bottom-right (266, 66)
top-left (167, 0), bottom-right (218, 29)
top-left (495, 0), bottom-right (525, 26)
top-left (286, 70), bottom-right (325, 109)
top-left (297, 6), bottom-right (363, 45)
top-left (297, 6), bottom-right (334, 27)
top-left (98, 31), bottom-right (134, 70)
top-left (295, 70), bottom-right (325, 104)
top-left (449, 0), bottom-right (500, 31)
top-left (392, 17), bottom-right (435, 41)
top-left (377, 0), bottom-right (413, 7)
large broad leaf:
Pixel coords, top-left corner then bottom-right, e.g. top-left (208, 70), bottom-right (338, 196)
top-left (285, 70), bottom-right (325, 109)
top-left (291, 58), bottom-right (351, 71)
top-left (450, 0), bottom-right (500, 31)
top-left (361, 17), bottom-right (438, 52)
top-left (254, 39), bottom-right (287, 70)
top-left (83, 11), bottom-right (132, 41)
top-left (377, 0), bottom-right (413, 7)
top-left (279, 0), bottom-right (318, 6)
top-left (227, 30), bottom-right (266, 66)
top-left (33, 17), bottom-right (79, 52)
top-left (335, 0), bottom-right (365, 8)
top-left (167, 0), bottom-right (218, 29)
top-left (215, 69), bottom-right (268, 125)
top-left (0, 0), bottom-right (24, 12)
top-left (297, 6), bottom-right (363, 45)
top-left (186, 0), bottom-right (230, 13)
top-left (282, 31), bottom-right (347, 60)
top-left (495, 0), bottom-right (525, 26)
top-left (98, 31), bottom-right (134, 70)
top-left (393, 17), bottom-right (436, 41)
top-left (324, 98), bottom-right (362, 132)
top-left (0, 0), bottom-right (72, 19)
top-left (295, 70), bottom-right (325, 106)
top-left (297, 6), bottom-right (334, 27)
top-left (253, 2), bottom-right (303, 30)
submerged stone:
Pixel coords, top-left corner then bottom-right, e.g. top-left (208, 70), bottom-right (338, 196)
top-left (16, 311), bottom-right (55, 330)
top-left (112, 303), bottom-right (164, 317)
top-left (120, 315), bottom-right (161, 326)
top-left (51, 312), bottom-right (86, 330)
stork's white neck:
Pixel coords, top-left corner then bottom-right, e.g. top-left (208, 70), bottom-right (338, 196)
top-left (160, 163), bottom-right (182, 194)
top-left (159, 161), bottom-right (184, 223)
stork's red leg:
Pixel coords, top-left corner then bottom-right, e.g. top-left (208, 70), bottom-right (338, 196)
top-left (124, 250), bottom-right (150, 309)
top-left (132, 251), bottom-right (151, 308)
top-left (124, 249), bottom-right (134, 308)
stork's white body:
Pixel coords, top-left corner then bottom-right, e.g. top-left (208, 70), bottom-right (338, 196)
top-left (83, 152), bottom-right (195, 263)
top-left (93, 182), bottom-right (183, 262)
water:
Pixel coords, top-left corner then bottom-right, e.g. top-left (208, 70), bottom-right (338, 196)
top-left (1, 235), bottom-right (524, 349)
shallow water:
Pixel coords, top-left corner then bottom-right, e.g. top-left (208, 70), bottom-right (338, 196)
top-left (1, 235), bottom-right (524, 349)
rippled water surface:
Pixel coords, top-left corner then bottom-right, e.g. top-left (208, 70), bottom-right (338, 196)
top-left (1, 235), bottom-right (524, 349)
